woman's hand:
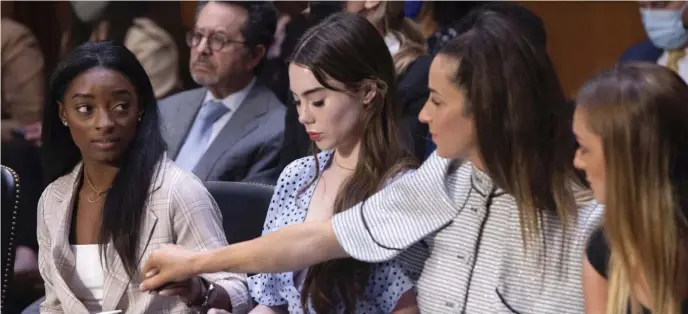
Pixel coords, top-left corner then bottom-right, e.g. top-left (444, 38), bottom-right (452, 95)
top-left (139, 244), bottom-right (203, 292)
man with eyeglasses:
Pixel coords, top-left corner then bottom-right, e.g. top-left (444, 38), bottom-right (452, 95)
top-left (159, 1), bottom-right (285, 185)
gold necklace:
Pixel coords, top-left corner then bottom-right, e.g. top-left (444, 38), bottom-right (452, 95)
top-left (85, 173), bottom-right (110, 203)
top-left (333, 156), bottom-right (355, 171)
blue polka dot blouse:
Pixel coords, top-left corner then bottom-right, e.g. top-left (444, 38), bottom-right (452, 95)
top-left (248, 150), bottom-right (415, 313)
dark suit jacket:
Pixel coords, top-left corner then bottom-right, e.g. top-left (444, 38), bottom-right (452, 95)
top-left (619, 40), bottom-right (663, 63)
top-left (159, 82), bottom-right (285, 185)
top-left (399, 55), bottom-right (432, 161)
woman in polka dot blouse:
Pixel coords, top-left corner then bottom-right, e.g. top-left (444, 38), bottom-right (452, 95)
top-left (246, 13), bottom-right (419, 314)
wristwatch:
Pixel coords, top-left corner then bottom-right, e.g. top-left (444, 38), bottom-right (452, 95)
top-left (200, 282), bottom-right (215, 312)
top-left (187, 278), bottom-right (215, 313)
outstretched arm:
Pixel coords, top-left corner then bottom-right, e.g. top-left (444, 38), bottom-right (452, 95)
top-left (141, 153), bottom-right (456, 292)
top-left (198, 218), bottom-right (348, 274)
top-left (140, 220), bottom-right (348, 291)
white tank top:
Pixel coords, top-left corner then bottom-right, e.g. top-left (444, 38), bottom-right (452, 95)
top-left (70, 245), bottom-right (105, 313)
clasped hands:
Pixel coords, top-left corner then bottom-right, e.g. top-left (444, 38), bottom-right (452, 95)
top-left (139, 244), bottom-right (200, 293)
top-left (139, 244), bottom-right (232, 313)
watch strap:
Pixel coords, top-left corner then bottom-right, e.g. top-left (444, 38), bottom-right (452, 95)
top-left (201, 282), bottom-right (215, 312)
top-left (186, 277), bottom-right (208, 309)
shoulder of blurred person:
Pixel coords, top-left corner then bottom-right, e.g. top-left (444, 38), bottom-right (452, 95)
top-left (1, 18), bottom-right (45, 125)
top-left (1, 18), bottom-right (39, 58)
top-left (398, 54), bottom-right (432, 100)
top-left (1, 18), bottom-right (34, 51)
top-left (619, 40), bottom-right (664, 63)
top-left (398, 54), bottom-right (432, 161)
top-left (124, 17), bottom-right (181, 99)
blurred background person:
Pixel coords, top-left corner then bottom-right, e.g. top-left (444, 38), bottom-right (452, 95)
top-left (63, 1), bottom-right (183, 99)
top-left (620, 1), bottom-right (688, 82)
top-left (411, 1), bottom-right (482, 55)
top-left (1, 5), bottom-right (46, 313)
top-left (1, 17), bottom-right (44, 146)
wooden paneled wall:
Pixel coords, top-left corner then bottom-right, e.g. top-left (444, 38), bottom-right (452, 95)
top-left (181, 1), bottom-right (199, 30)
top-left (520, 1), bottom-right (647, 96)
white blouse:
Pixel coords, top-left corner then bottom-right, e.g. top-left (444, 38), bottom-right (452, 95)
top-left (70, 244), bottom-right (105, 313)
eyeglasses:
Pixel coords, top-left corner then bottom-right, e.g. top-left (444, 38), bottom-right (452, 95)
top-left (186, 30), bottom-right (245, 52)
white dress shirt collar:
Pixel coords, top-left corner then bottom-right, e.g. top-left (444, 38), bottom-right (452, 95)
top-left (203, 77), bottom-right (257, 112)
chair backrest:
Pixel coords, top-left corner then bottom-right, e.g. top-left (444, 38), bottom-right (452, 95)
top-left (204, 181), bottom-right (274, 245)
top-left (1, 166), bottom-right (20, 311)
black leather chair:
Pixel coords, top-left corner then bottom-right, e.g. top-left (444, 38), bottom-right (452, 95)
top-left (204, 181), bottom-right (274, 245)
top-left (1, 166), bottom-right (20, 311)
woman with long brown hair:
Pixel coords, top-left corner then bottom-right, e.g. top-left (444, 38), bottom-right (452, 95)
top-left (246, 13), bottom-right (419, 314)
top-left (574, 63), bottom-right (688, 313)
top-left (141, 7), bottom-right (602, 313)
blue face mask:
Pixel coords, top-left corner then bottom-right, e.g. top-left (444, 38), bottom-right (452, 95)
top-left (641, 5), bottom-right (688, 49)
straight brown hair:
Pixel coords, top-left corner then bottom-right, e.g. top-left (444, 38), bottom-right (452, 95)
top-left (290, 13), bottom-right (418, 313)
top-left (577, 62), bottom-right (688, 314)
top-left (438, 9), bottom-right (583, 247)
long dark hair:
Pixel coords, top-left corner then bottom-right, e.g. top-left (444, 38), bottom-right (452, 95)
top-left (42, 41), bottom-right (167, 276)
top-left (290, 13), bottom-right (417, 313)
top-left (439, 9), bottom-right (581, 246)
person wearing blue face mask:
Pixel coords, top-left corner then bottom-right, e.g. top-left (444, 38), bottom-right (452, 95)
top-left (620, 1), bottom-right (688, 81)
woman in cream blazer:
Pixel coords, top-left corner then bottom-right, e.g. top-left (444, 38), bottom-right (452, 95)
top-left (35, 41), bottom-right (249, 314)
